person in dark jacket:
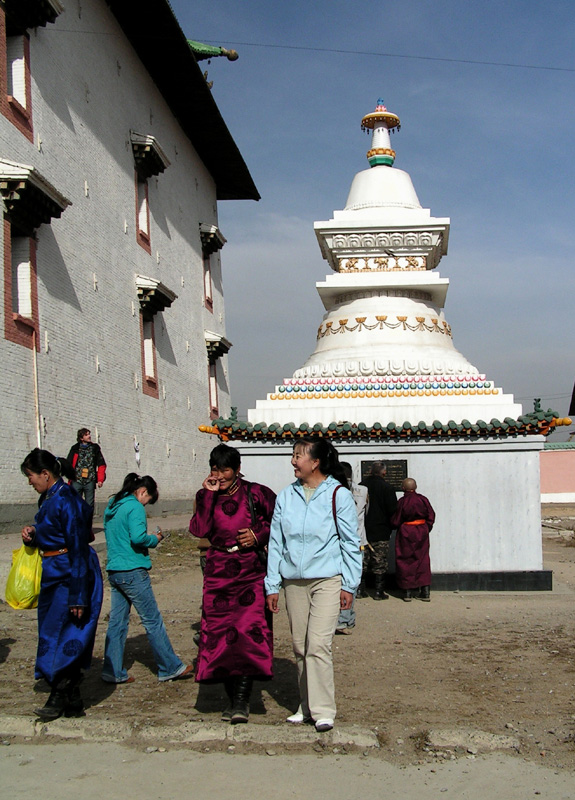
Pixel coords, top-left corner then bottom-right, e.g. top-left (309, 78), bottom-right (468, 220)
top-left (67, 428), bottom-right (106, 509)
top-left (360, 462), bottom-right (398, 600)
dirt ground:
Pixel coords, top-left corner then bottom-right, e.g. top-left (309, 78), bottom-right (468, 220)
top-left (1, 504), bottom-right (575, 769)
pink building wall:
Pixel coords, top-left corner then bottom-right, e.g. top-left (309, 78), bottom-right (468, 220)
top-left (540, 447), bottom-right (575, 501)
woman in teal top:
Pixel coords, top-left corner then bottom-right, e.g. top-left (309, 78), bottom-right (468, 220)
top-left (102, 473), bottom-right (192, 684)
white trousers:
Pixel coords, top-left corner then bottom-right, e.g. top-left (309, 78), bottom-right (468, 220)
top-left (284, 576), bottom-right (341, 721)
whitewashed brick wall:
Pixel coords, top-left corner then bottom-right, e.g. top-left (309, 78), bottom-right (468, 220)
top-left (0, 0), bottom-right (233, 516)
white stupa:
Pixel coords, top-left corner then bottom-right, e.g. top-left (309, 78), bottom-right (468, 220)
top-left (248, 100), bottom-right (521, 428)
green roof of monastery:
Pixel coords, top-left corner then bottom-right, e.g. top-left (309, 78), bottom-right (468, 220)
top-left (201, 409), bottom-right (569, 443)
top-left (187, 41), bottom-right (239, 61)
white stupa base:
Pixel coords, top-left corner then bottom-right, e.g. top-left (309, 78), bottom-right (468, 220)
top-left (248, 392), bottom-right (522, 427)
top-left (235, 436), bottom-right (548, 589)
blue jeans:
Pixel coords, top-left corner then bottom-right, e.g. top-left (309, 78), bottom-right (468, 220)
top-left (102, 569), bottom-right (185, 682)
top-left (337, 596), bottom-right (356, 630)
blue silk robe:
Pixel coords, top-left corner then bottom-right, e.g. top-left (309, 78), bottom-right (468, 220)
top-left (31, 480), bottom-right (103, 684)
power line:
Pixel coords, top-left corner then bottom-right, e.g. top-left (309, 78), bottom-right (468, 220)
top-left (44, 30), bottom-right (575, 74)
top-left (198, 39), bottom-right (575, 74)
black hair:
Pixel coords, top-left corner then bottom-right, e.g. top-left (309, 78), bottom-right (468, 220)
top-left (209, 443), bottom-right (241, 471)
top-left (110, 473), bottom-right (159, 507)
top-left (77, 427), bottom-right (90, 442)
top-left (21, 448), bottom-right (76, 481)
top-left (294, 437), bottom-right (348, 487)
top-left (339, 461), bottom-right (353, 489)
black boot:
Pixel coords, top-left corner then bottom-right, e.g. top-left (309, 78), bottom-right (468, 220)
top-left (373, 577), bottom-right (388, 601)
top-left (230, 676), bottom-right (253, 724)
top-left (356, 579), bottom-right (368, 599)
top-left (222, 678), bottom-right (234, 722)
top-left (403, 589), bottom-right (413, 602)
top-left (35, 684), bottom-right (67, 720)
top-left (419, 585), bottom-right (431, 602)
top-left (63, 674), bottom-right (85, 718)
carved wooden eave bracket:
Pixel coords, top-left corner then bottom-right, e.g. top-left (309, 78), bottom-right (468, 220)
top-left (130, 132), bottom-right (171, 179)
top-left (200, 223), bottom-right (227, 255)
top-left (135, 275), bottom-right (177, 318)
top-left (205, 330), bottom-right (232, 363)
top-left (0, 158), bottom-right (71, 235)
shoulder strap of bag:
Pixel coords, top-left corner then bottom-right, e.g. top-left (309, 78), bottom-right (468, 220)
top-left (246, 482), bottom-right (256, 526)
top-left (332, 484), bottom-right (343, 537)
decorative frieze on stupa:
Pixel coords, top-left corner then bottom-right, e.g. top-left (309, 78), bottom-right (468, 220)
top-left (247, 99), bottom-right (522, 428)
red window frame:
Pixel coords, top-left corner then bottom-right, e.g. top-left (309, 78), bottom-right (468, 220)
top-left (208, 361), bottom-right (219, 419)
top-left (140, 313), bottom-right (159, 399)
top-left (203, 250), bottom-right (213, 311)
top-left (135, 172), bottom-right (151, 254)
top-left (0, 8), bottom-right (33, 142)
top-left (3, 218), bottom-right (39, 349)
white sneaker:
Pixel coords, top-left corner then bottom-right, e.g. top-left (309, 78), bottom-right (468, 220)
top-left (315, 718), bottom-right (334, 732)
top-left (286, 712), bottom-right (311, 724)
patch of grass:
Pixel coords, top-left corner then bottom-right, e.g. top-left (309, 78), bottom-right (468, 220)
top-left (151, 530), bottom-right (199, 568)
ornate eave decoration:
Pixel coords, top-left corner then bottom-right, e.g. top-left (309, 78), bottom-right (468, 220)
top-left (135, 275), bottom-right (177, 317)
top-left (0, 158), bottom-right (71, 235)
top-left (130, 132), bottom-right (171, 179)
top-left (315, 226), bottom-right (449, 272)
top-left (200, 411), bottom-right (571, 443)
top-left (205, 330), bottom-right (232, 363)
top-left (200, 223), bottom-right (226, 255)
top-left (8, 0), bottom-right (63, 30)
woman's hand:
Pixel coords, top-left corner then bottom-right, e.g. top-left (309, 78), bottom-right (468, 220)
top-left (69, 607), bottom-right (84, 620)
top-left (237, 528), bottom-right (257, 549)
top-left (202, 475), bottom-right (220, 492)
top-left (266, 593), bottom-right (280, 614)
top-left (340, 590), bottom-right (354, 610)
top-left (21, 526), bottom-right (35, 544)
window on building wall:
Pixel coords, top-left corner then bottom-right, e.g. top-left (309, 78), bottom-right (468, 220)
top-left (208, 361), bottom-right (218, 416)
top-left (1, 158), bottom-right (70, 349)
top-left (135, 174), bottom-right (150, 251)
top-left (136, 275), bottom-right (177, 400)
top-left (0, 0), bottom-right (62, 141)
top-left (200, 224), bottom-right (226, 312)
top-left (11, 232), bottom-right (33, 318)
top-left (203, 250), bottom-right (213, 310)
top-left (130, 132), bottom-right (170, 254)
top-left (6, 33), bottom-right (27, 107)
top-left (205, 330), bottom-right (232, 420)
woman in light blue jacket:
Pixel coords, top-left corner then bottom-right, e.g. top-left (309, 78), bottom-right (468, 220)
top-left (265, 438), bottom-right (361, 732)
top-left (102, 473), bottom-right (192, 684)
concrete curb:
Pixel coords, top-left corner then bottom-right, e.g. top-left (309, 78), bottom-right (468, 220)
top-left (0, 714), bottom-right (379, 748)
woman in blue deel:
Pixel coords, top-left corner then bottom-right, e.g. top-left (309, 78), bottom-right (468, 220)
top-left (21, 448), bottom-right (103, 720)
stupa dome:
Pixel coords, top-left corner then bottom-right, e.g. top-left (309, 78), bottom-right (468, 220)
top-left (344, 165), bottom-right (422, 214)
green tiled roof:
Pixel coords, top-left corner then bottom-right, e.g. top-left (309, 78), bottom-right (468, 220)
top-left (200, 410), bottom-right (568, 443)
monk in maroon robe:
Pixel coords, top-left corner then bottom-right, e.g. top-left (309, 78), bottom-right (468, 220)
top-left (390, 478), bottom-right (435, 602)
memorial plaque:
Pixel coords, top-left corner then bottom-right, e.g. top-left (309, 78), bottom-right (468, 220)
top-left (360, 459), bottom-right (408, 491)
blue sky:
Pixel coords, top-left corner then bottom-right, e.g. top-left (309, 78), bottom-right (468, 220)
top-left (171, 0), bottom-right (574, 431)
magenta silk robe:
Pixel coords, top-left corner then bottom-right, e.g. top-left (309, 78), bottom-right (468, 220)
top-left (189, 480), bottom-right (276, 682)
top-left (390, 492), bottom-right (435, 589)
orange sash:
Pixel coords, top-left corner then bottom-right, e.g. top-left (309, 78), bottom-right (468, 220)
top-left (404, 519), bottom-right (426, 525)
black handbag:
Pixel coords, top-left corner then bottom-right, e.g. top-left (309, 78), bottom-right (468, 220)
top-left (246, 483), bottom-right (268, 566)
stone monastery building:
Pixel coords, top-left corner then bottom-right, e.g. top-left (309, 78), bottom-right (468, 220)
top-left (0, 0), bottom-right (258, 524)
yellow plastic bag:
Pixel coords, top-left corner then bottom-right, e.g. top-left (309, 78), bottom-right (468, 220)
top-left (5, 545), bottom-right (42, 609)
